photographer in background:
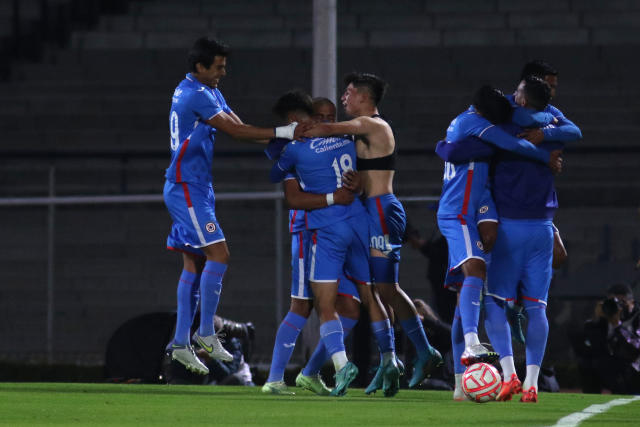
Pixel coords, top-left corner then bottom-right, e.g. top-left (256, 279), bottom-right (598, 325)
top-left (574, 283), bottom-right (640, 394)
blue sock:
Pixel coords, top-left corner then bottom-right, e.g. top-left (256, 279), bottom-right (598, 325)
top-left (190, 274), bottom-right (201, 323)
top-left (524, 300), bottom-right (548, 366)
top-left (483, 295), bottom-right (513, 358)
top-left (173, 270), bottom-right (198, 346)
top-left (399, 315), bottom-right (431, 358)
top-left (371, 319), bottom-right (395, 354)
top-left (266, 311), bottom-right (307, 382)
top-left (198, 260), bottom-right (227, 336)
top-left (303, 316), bottom-right (357, 376)
top-left (319, 319), bottom-right (345, 357)
top-left (459, 276), bottom-right (484, 335)
top-left (451, 305), bottom-right (465, 374)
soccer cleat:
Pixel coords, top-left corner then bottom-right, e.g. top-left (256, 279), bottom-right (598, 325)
top-left (330, 362), bottom-right (359, 397)
top-left (460, 344), bottom-right (499, 366)
top-left (364, 364), bottom-right (384, 395)
top-left (520, 386), bottom-right (538, 403)
top-left (295, 372), bottom-right (331, 396)
top-left (365, 355), bottom-right (405, 395)
top-left (192, 331), bottom-right (233, 362)
top-left (496, 373), bottom-right (522, 401)
top-left (261, 381), bottom-right (295, 395)
top-left (408, 347), bottom-right (444, 388)
top-left (170, 344), bottom-right (209, 375)
top-left (381, 359), bottom-right (401, 397)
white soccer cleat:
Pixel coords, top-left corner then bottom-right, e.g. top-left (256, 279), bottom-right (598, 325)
top-left (170, 344), bottom-right (209, 375)
top-left (193, 331), bottom-right (234, 362)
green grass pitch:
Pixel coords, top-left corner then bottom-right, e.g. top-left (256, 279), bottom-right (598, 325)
top-left (0, 383), bottom-right (638, 426)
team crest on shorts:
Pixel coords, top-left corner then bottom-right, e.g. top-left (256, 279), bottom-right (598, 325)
top-left (476, 241), bottom-right (484, 250)
top-left (479, 205), bottom-right (489, 214)
top-left (205, 222), bottom-right (217, 233)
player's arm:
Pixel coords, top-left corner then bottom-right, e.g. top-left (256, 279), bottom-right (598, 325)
top-left (518, 105), bottom-right (582, 143)
top-left (301, 116), bottom-right (375, 138)
top-left (473, 123), bottom-right (550, 164)
top-left (207, 111), bottom-right (302, 143)
top-left (226, 110), bottom-right (243, 125)
top-left (283, 178), bottom-right (354, 210)
top-left (269, 143), bottom-right (297, 183)
top-left (512, 107), bottom-right (557, 128)
top-left (435, 138), bottom-right (494, 163)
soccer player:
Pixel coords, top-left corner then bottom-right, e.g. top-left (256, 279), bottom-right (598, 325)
top-left (434, 84), bottom-right (562, 400)
top-left (516, 60), bottom-right (575, 269)
top-left (302, 72), bottom-right (442, 390)
top-left (311, 97), bottom-right (337, 123)
top-left (484, 71), bottom-right (582, 403)
top-left (270, 93), bottom-right (395, 397)
top-left (438, 77), bottom-right (581, 403)
top-left (261, 92), bottom-right (361, 396)
top-left (164, 37), bottom-right (306, 374)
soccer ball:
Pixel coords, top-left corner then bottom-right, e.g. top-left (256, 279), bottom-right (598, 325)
top-left (461, 363), bottom-right (502, 403)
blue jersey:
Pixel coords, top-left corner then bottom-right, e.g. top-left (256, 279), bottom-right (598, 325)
top-left (165, 73), bottom-right (232, 186)
top-left (491, 123), bottom-right (564, 220)
top-left (437, 107), bottom-right (550, 218)
top-left (271, 136), bottom-right (365, 229)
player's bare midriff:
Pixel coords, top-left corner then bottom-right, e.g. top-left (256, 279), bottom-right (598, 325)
top-left (361, 170), bottom-right (394, 198)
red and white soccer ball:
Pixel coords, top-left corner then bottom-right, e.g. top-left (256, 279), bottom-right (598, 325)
top-left (462, 363), bottom-right (502, 403)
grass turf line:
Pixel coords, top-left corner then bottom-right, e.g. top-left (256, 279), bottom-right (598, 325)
top-left (0, 383), bottom-right (639, 426)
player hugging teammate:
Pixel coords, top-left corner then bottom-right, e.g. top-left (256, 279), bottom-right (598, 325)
top-left (435, 60), bottom-right (581, 403)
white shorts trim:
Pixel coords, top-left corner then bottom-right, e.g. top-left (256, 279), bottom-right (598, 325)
top-left (188, 238), bottom-right (226, 249)
top-left (451, 255), bottom-right (485, 272)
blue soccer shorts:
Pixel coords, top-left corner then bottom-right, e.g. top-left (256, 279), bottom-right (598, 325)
top-left (291, 230), bottom-right (361, 301)
top-left (308, 216), bottom-right (371, 286)
top-left (164, 180), bottom-right (225, 256)
top-left (438, 214), bottom-right (488, 290)
top-left (365, 194), bottom-right (406, 262)
top-left (486, 218), bottom-right (554, 304)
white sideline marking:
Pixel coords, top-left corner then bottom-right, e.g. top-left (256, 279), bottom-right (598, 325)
top-left (552, 395), bottom-right (640, 426)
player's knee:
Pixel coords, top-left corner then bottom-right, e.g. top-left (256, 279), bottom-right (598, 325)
top-left (336, 296), bottom-right (360, 320)
top-left (290, 298), bottom-right (312, 317)
top-left (462, 258), bottom-right (486, 278)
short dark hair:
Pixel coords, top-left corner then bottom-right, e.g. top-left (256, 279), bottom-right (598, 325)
top-left (472, 85), bottom-right (512, 124)
top-left (188, 37), bottom-right (230, 72)
top-left (607, 283), bottom-right (633, 299)
top-left (272, 90), bottom-right (314, 119)
top-left (522, 75), bottom-right (552, 111)
top-left (520, 59), bottom-right (558, 81)
top-left (312, 97), bottom-right (335, 109)
top-left (343, 72), bottom-right (388, 105)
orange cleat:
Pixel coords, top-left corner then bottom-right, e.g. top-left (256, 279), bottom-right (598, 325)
top-left (520, 386), bottom-right (538, 403)
top-left (496, 374), bottom-right (522, 401)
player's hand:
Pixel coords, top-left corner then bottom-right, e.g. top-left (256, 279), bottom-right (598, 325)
top-left (477, 221), bottom-right (497, 253)
top-left (293, 121), bottom-right (313, 140)
top-left (549, 149), bottom-right (563, 174)
top-left (341, 170), bottom-right (361, 193)
top-left (301, 123), bottom-right (320, 139)
top-left (333, 187), bottom-right (355, 205)
top-left (518, 128), bottom-right (544, 145)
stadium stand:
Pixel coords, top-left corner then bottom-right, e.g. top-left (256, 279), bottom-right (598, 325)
top-left (0, 0), bottom-right (638, 378)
